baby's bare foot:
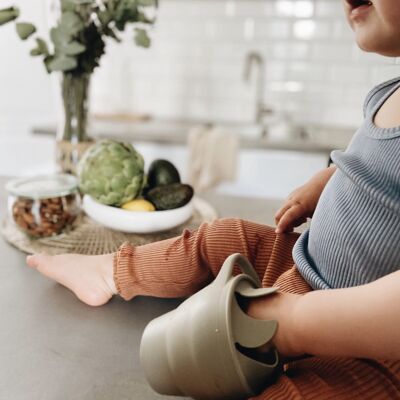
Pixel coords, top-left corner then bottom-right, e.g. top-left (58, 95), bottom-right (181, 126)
top-left (26, 253), bottom-right (117, 307)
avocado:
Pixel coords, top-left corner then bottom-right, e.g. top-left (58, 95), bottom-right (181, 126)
top-left (146, 183), bottom-right (194, 210)
top-left (147, 159), bottom-right (181, 190)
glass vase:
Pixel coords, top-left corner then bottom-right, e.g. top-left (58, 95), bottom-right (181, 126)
top-left (56, 72), bottom-right (94, 175)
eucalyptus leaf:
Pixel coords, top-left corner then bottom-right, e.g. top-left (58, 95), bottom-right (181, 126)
top-left (30, 37), bottom-right (49, 56)
top-left (59, 11), bottom-right (84, 36)
top-left (48, 54), bottom-right (77, 72)
top-left (137, 0), bottom-right (157, 6)
top-left (0, 7), bottom-right (19, 26)
top-left (61, 0), bottom-right (76, 12)
top-left (44, 55), bottom-right (55, 73)
top-left (6, 0), bottom-right (155, 76)
top-left (51, 26), bottom-right (71, 53)
top-left (134, 28), bottom-right (150, 48)
top-left (51, 26), bottom-right (85, 55)
top-left (103, 26), bottom-right (121, 42)
top-left (63, 41), bottom-right (86, 55)
top-left (75, 0), bottom-right (95, 4)
top-left (16, 22), bottom-right (36, 40)
top-left (97, 9), bottom-right (112, 26)
top-left (115, 0), bottom-right (139, 29)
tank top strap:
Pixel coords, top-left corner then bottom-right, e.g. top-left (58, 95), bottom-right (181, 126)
top-left (363, 76), bottom-right (400, 118)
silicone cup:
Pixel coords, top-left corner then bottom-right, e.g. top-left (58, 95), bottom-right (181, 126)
top-left (140, 253), bottom-right (281, 400)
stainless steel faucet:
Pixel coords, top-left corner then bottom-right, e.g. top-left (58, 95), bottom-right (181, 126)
top-left (243, 51), bottom-right (274, 126)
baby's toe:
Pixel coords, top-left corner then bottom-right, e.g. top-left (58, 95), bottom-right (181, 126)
top-left (26, 254), bottom-right (52, 271)
top-left (26, 254), bottom-right (39, 268)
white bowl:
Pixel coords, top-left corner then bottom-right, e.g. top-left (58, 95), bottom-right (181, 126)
top-left (82, 195), bottom-right (194, 234)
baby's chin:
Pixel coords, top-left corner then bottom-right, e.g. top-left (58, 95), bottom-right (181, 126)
top-left (354, 29), bottom-right (400, 57)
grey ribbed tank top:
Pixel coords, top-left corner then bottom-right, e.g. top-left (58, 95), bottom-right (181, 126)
top-left (293, 76), bottom-right (400, 289)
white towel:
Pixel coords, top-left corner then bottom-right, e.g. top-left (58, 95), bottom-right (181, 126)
top-left (187, 125), bottom-right (239, 193)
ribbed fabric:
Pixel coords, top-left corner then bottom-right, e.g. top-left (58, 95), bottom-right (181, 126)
top-left (113, 218), bottom-right (400, 399)
top-left (113, 218), bottom-right (302, 300)
top-left (294, 76), bottom-right (400, 289)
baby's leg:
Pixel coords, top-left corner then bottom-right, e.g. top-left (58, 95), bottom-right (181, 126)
top-left (113, 218), bottom-right (284, 300)
top-left (27, 218), bottom-right (282, 305)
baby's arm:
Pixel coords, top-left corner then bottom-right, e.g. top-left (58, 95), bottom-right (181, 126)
top-left (275, 165), bottom-right (336, 233)
top-left (247, 270), bottom-right (400, 360)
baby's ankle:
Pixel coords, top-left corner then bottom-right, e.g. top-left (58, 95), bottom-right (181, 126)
top-left (98, 253), bottom-right (118, 295)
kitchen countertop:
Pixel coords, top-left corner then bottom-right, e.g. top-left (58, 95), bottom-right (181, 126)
top-left (32, 117), bottom-right (354, 155)
top-left (0, 176), bottom-right (283, 400)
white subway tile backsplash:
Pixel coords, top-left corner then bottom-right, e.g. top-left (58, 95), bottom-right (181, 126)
top-left (292, 20), bottom-right (316, 40)
top-left (307, 20), bottom-right (333, 40)
top-left (256, 20), bottom-right (291, 40)
top-left (265, 61), bottom-right (288, 81)
top-left (94, 0), bottom-right (396, 129)
top-left (272, 42), bottom-right (311, 60)
top-left (86, 0), bottom-right (398, 130)
top-left (233, 1), bottom-right (270, 17)
top-left (1, 0), bottom-right (398, 139)
top-left (319, 105), bottom-right (364, 128)
top-left (314, 0), bottom-right (344, 17)
top-left (332, 20), bottom-right (354, 40)
top-left (311, 43), bottom-right (353, 61)
top-left (287, 62), bottom-right (327, 81)
top-left (330, 65), bottom-right (369, 84)
top-left (369, 66), bottom-right (400, 85)
top-left (275, 0), bottom-right (314, 18)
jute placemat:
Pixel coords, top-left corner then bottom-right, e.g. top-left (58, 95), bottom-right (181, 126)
top-left (1, 197), bottom-right (217, 255)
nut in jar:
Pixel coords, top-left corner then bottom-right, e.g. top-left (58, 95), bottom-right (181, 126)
top-left (6, 174), bottom-right (81, 238)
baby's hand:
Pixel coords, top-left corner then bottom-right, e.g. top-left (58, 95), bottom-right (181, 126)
top-left (275, 165), bottom-right (336, 233)
top-left (274, 165), bottom-right (336, 234)
top-left (274, 183), bottom-right (319, 234)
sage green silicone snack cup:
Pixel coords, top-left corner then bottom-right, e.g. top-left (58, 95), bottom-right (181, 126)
top-left (140, 253), bottom-right (281, 400)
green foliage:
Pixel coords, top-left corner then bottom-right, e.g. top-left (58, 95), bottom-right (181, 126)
top-left (59, 11), bottom-right (85, 36)
top-left (0, 7), bottom-right (19, 26)
top-left (134, 28), bottom-right (150, 48)
top-left (78, 140), bottom-right (145, 206)
top-left (137, 0), bottom-right (157, 7)
top-left (51, 27), bottom-right (86, 55)
top-left (76, 22), bottom-right (105, 74)
top-left (16, 22), bottom-right (36, 40)
top-left (61, 0), bottom-right (77, 12)
top-left (0, 0), bottom-right (157, 75)
top-left (30, 38), bottom-right (49, 57)
top-left (48, 54), bottom-right (78, 72)
top-left (1, 0), bottom-right (157, 143)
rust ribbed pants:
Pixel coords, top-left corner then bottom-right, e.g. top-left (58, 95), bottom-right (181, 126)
top-left (114, 218), bottom-right (400, 399)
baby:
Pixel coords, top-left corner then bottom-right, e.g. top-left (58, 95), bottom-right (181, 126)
top-left (26, 0), bottom-right (400, 398)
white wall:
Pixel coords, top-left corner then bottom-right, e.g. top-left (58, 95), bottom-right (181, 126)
top-left (1, 0), bottom-right (400, 141)
top-left (90, 0), bottom-right (400, 128)
top-left (0, 0), bottom-right (55, 138)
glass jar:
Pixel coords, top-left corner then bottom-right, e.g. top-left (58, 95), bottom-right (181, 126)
top-left (6, 174), bottom-right (81, 238)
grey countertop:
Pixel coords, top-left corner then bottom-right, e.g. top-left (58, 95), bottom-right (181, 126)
top-left (0, 176), bottom-right (283, 400)
top-left (32, 117), bottom-right (354, 154)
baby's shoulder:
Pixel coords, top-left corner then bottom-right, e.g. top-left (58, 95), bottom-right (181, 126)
top-left (363, 76), bottom-right (400, 118)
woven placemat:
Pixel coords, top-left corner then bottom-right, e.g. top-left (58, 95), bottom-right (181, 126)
top-left (1, 197), bottom-right (218, 255)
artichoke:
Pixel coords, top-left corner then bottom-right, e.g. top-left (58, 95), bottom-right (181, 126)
top-left (78, 140), bottom-right (144, 206)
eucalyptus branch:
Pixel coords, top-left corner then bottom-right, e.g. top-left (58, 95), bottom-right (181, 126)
top-left (0, 0), bottom-right (157, 143)
top-left (0, 0), bottom-right (157, 75)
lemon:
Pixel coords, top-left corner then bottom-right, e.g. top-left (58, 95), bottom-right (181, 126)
top-left (121, 199), bottom-right (156, 212)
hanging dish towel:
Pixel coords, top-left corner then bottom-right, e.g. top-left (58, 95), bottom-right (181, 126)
top-left (187, 125), bottom-right (239, 193)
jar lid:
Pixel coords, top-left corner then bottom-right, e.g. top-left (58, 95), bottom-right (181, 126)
top-left (6, 174), bottom-right (78, 200)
